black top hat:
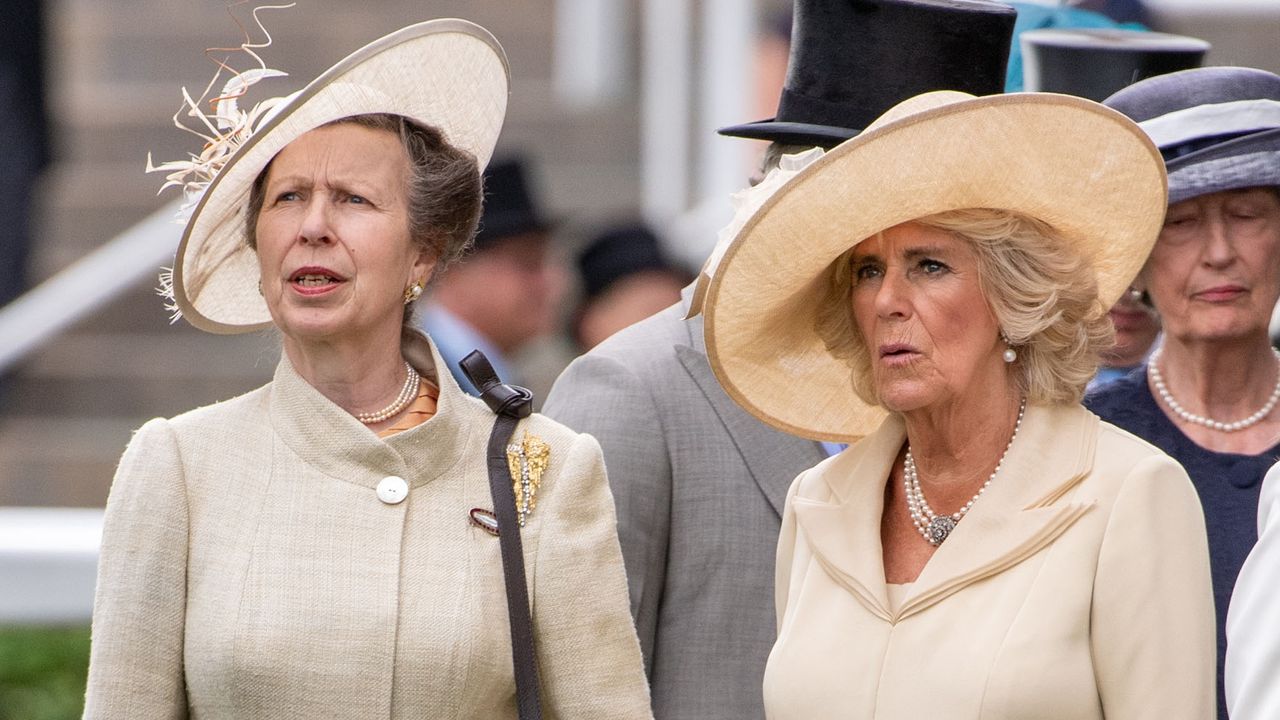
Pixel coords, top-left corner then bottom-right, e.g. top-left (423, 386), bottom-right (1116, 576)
top-left (1021, 29), bottom-right (1208, 102)
top-left (473, 156), bottom-right (552, 248)
top-left (576, 223), bottom-right (690, 301)
top-left (718, 0), bottom-right (1018, 148)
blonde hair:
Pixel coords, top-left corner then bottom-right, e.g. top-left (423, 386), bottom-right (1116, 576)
top-left (814, 208), bottom-right (1113, 406)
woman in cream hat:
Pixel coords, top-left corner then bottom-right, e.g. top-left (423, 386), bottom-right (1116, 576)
top-left (82, 18), bottom-right (650, 719)
top-left (1080, 65), bottom-right (1280, 720)
top-left (703, 89), bottom-right (1214, 718)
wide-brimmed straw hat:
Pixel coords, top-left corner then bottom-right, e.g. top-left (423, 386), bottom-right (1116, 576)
top-left (704, 90), bottom-right (1167, 442)
top-left (1104, 66), bottom-right (1280, 205)
top-left (169, 19), bottom-right (509, 334)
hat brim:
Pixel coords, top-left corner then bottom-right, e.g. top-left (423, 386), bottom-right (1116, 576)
top-left (1165, 127), bottom-right (1280, 204)
top-left (472, 217), bottom-right (559, 248)
top-left (717, 118), bottom-right (860, 148)
top-left (704, 92), bottom-right (1167, 442)
top-left (174, 19), bottom-right (510, 334)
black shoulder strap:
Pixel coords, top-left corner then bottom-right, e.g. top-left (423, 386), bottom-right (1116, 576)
top-left (459, 350), bottom-right (541, 720)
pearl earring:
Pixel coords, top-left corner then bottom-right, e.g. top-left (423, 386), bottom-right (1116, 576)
top-left (1000, 332), bottom-right (1016, 363)
top-left (403, 282), bottom-right (424, 304)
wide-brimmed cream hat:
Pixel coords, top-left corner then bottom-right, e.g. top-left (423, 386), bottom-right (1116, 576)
top-left (169, 19), bottom-right (509, 334)
top-left (704, 90), bottom-right (1167, 442)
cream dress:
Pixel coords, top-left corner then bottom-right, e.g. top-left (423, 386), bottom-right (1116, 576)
top-left (763, 403), bottom-right (1215, 719)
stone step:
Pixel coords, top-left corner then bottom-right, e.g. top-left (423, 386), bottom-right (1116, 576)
top-left (50, 76), bottom-right (637, 167)
top-left (6, 370), bottom-right (269, 420)
top-left (0, 415), bottom-right (145, 507)
top-left (16, 329), bottom-right (278, 383)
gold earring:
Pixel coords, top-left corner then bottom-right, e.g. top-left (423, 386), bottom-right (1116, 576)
top-left (403, 282), bottom-right (423, 304)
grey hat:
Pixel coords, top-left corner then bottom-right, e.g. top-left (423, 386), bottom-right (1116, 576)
top-left (1103, 66), bottom-right (1280, 204)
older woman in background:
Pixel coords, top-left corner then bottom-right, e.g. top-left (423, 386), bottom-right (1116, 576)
top-left (702, 89), bottom-right (1214, 718)
top-left (1085, 66), bottom-right (1280, 719)
top-left (83, 20), bottom-right (650, 719)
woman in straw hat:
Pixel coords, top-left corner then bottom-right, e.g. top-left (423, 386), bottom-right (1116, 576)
top-left (83, 19), bottom-right (650, 719)
top-left (702, 89), bottom-right (1215, 718)
top-left (1082, 66), bottom-right (1280, 720)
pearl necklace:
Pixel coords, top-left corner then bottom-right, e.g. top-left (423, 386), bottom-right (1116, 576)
top-left (904, 398), bottom-right (1026, 546)
top-left (354, 361), bottom-right (420, 424)
top-left (1149, 346), bottom-right (1280, 432)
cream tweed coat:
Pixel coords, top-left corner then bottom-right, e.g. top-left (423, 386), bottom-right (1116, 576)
top-left (83, 332), bottom-right (652, 719)
top-left (763, 403), bottom-right (1216, 719)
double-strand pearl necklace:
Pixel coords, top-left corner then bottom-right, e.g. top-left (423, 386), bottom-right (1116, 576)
top-left (904, 397), bottom-right (1026, 546)
top-left (1149, 346), bottom-right (1280, 432)
top-left (354, 361), bottom-right (420, 424)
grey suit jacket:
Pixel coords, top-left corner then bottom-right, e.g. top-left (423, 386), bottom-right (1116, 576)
top-left (543, 288), bottom-right (825, 720)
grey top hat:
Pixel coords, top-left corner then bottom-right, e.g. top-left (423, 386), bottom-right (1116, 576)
top-left (1104, 66), bottom-right (1280, 204)
top-left (1021, 28), bottom-right (1208, 102)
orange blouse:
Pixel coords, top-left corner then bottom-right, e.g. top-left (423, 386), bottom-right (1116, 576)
top-left (375, 378), bottom-right (440, 438)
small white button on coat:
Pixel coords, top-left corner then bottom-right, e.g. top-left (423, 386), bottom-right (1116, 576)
top-left (377, 476), bottom-right (408, 505)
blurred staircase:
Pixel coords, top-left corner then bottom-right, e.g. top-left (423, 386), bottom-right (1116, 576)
top-left (0, 0), bottom-right (639, 507)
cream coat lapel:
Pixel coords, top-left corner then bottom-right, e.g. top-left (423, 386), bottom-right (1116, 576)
top-left (789, 418), bottom-right (903, 620)
top-left (793, 404), bottom-right (1099, 621)
top-left (676, 302), bottom-right (825, 517)
top-left (270, 331), bottom-right (480, 491)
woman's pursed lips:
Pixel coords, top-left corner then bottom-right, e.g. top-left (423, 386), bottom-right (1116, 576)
top-left (878, 342), bottom-right (920, 359)
top-left (1191, 284), bottom-right (1247, 302)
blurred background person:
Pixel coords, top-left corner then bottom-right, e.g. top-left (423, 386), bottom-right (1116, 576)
top-left (0, 0), bottom-right (47, 310)
top-left (0, 0), bottom-right (48, 403)
top-left (571, 222), bottom-right (691, 351)
top-left (419, 156), bottom-right (567, 394)
top-left (1093, 289), bottom-right (1161, 388)
top-left (1086, 66), bottom-right (1280, 719)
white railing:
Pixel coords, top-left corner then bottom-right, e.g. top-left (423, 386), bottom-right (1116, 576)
top-left (0, 202), bottom-right (180, 623)
top-left (0, 507), bottom-right (103, 623)
top-left (0, 199), bottom-right (182, 374)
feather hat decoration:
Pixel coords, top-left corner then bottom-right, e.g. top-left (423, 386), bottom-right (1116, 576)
top-left (146, 3), bottom-right (293, 224)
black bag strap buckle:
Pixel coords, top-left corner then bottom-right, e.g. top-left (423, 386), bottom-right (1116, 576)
top-left (460, 350), bottom-right (534, 419)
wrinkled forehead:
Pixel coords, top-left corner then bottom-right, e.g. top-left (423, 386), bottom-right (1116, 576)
top-left (848, 221), bottom-right (970, 259)
top-left (264, 122), bottom-right (411, 187)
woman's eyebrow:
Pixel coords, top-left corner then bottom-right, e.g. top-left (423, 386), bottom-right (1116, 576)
top-left (902, 244), bottom-right (948, 261)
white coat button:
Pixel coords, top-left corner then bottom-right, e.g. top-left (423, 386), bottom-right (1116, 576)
top-left (376, 476), bottom-right (408, 505)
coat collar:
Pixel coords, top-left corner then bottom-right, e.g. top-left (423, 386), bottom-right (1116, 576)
top-left (674, 284), bottom-right (826, 516)
top-left (269, 330), bottom-right (481, 490)
top-left (792, 403), bottom-right (1098, 621)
